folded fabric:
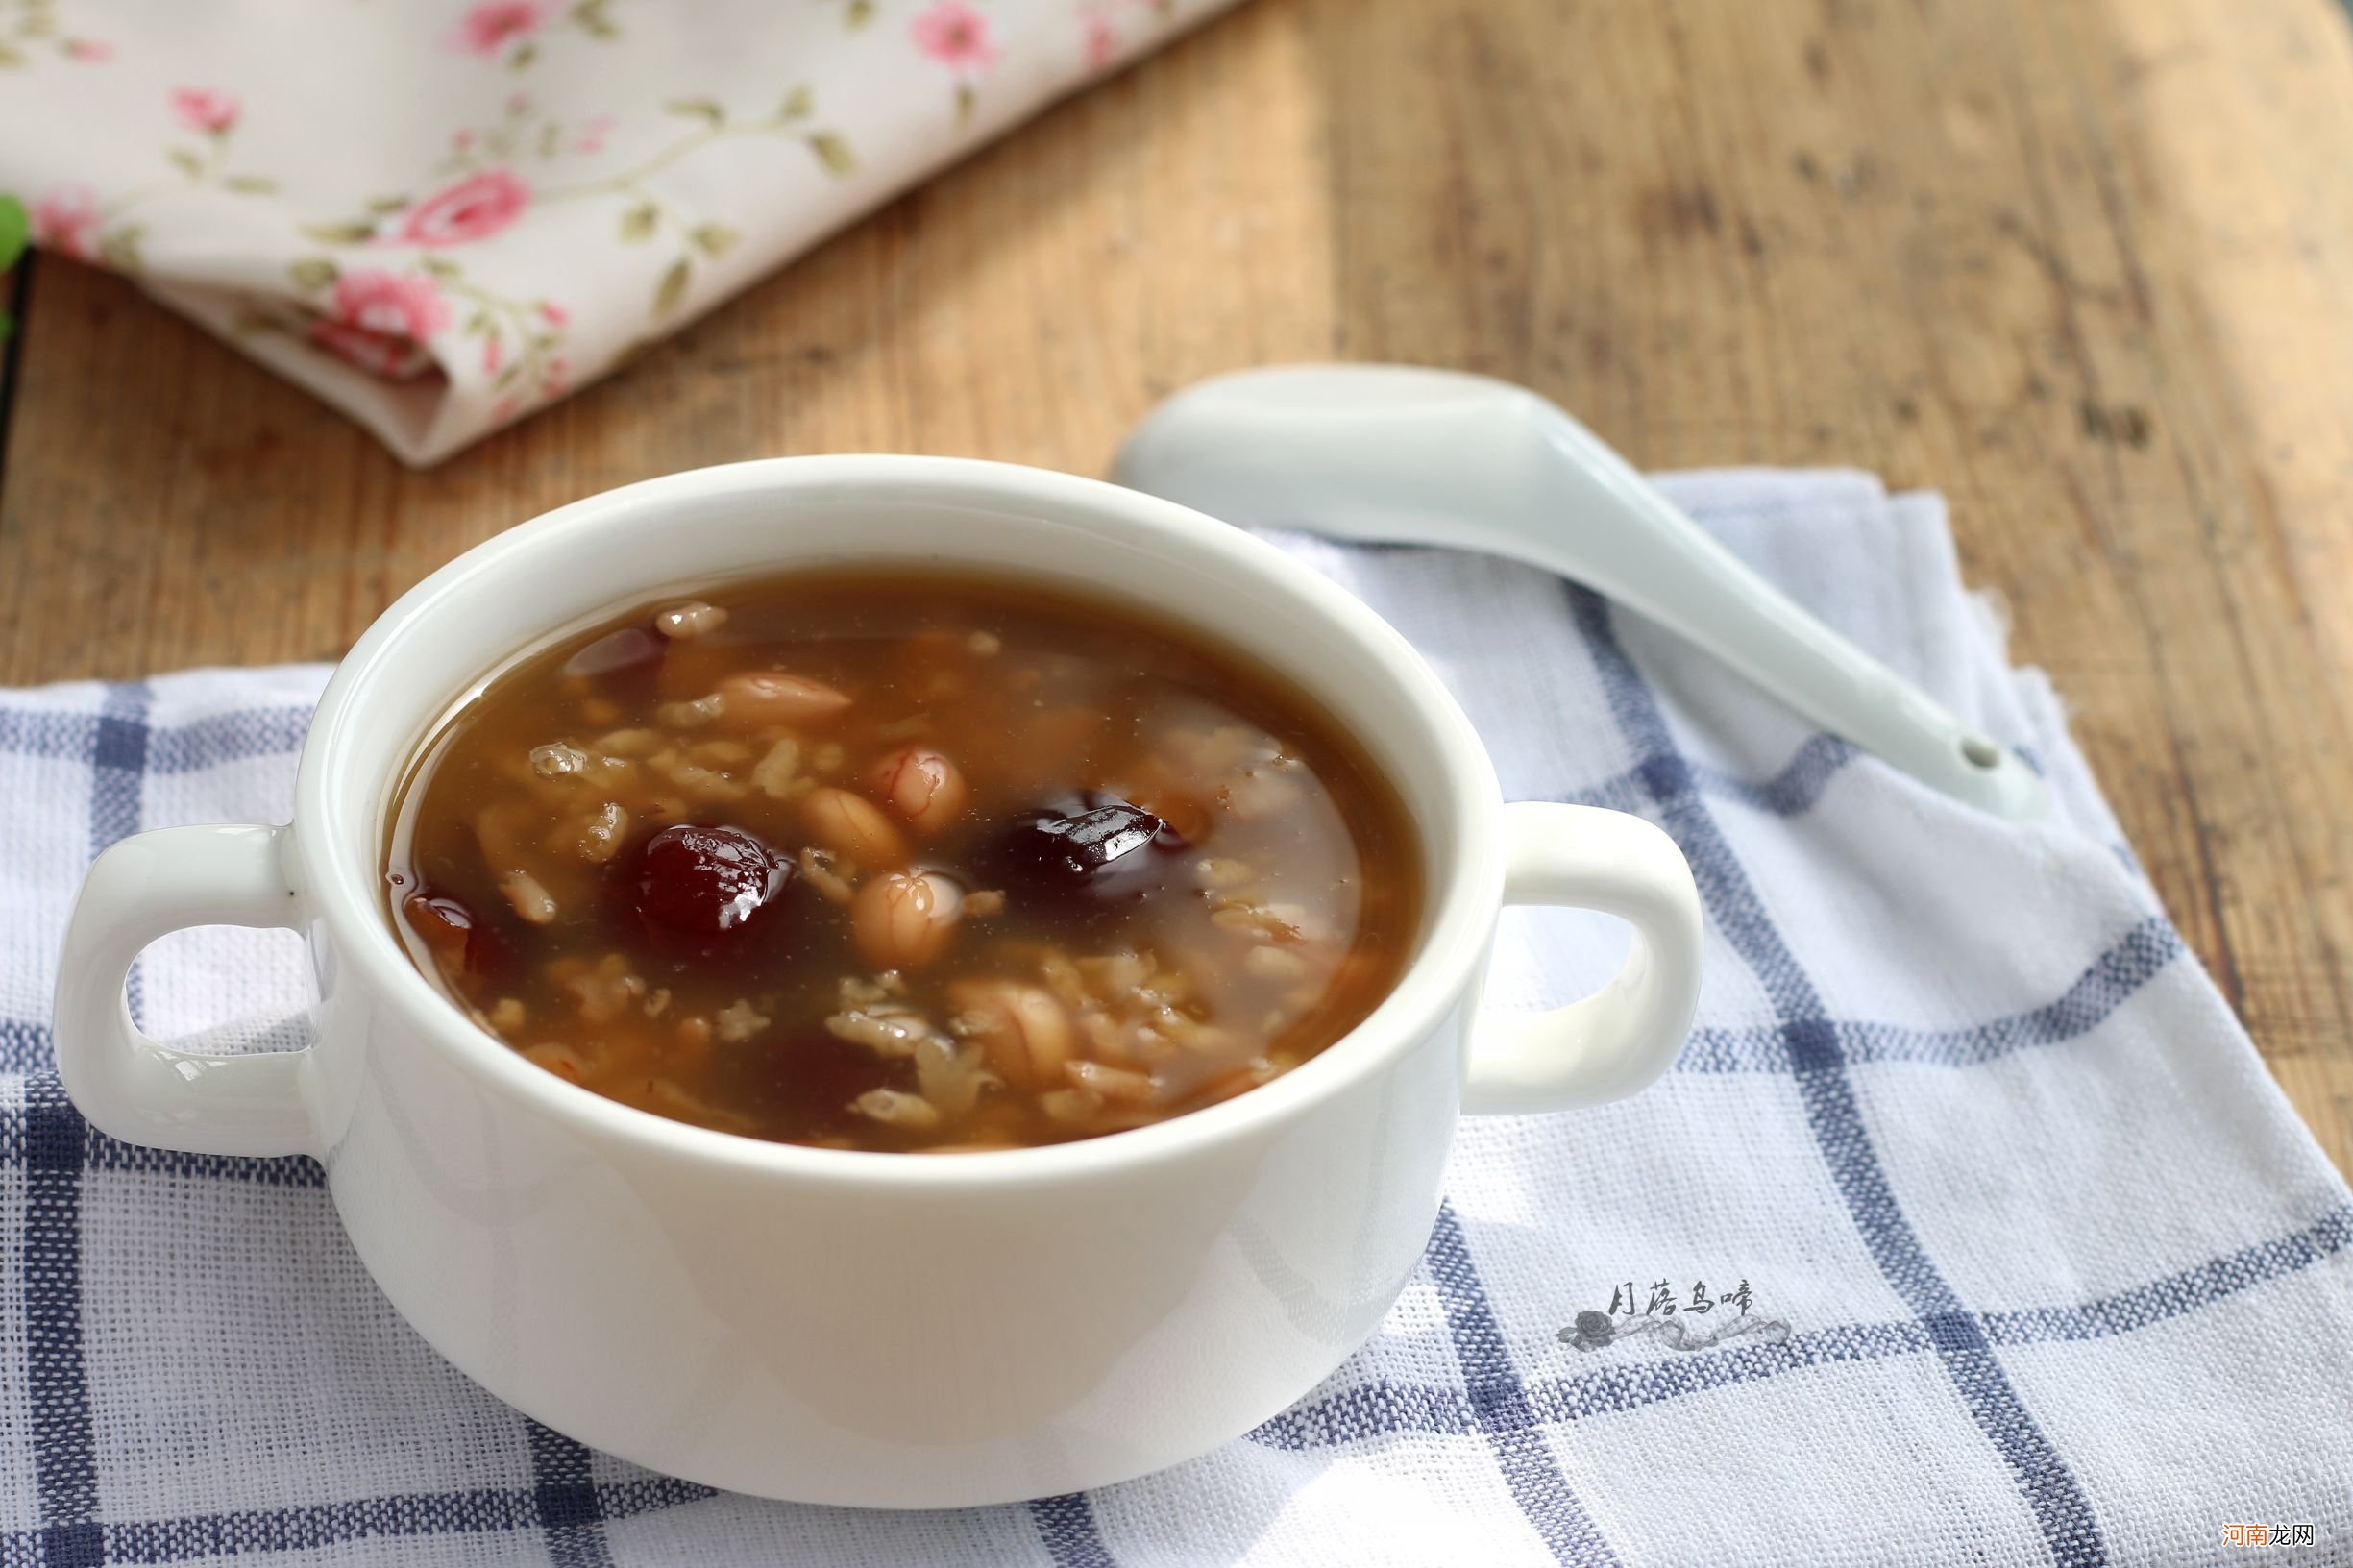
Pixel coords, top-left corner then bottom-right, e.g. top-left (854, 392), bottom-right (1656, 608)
top-left (1, 470), bottom-right (2345, 1565)
top-left (0, 0), bottom-right (1238, 464)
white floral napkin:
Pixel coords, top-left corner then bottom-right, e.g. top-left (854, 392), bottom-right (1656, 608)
top-left (0, 0), bottom-right (1238, 463)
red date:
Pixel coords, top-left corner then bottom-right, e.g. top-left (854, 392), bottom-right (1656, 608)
top-left (632, 824), bottom-right (788, 936)
top-left (985, 793), bottom-right (1183, 919)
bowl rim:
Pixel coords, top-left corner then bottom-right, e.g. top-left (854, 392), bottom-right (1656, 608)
top-left (299, 454), bottom-right (1507, 1189)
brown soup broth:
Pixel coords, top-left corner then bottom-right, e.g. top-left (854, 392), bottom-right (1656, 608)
top-left (383, 571), bottom-right (1423, 1152)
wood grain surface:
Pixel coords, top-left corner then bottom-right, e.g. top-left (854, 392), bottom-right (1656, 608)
top-left (2, 0), bottom-right (2348, 1173)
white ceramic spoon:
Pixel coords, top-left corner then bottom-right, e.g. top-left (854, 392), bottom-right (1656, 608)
top-left (1112, 363), bottom-right (2047, 821)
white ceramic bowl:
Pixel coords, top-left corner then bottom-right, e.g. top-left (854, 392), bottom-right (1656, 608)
top-left (53, 457), bottom-right (1701, 1507)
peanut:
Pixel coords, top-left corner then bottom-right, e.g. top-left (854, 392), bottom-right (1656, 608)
top-left (851, 870), bottom-right (964, 970)
top-left (870, 746), bottom-right (969, 835)
top-left (948, 979), bottom-right (1075, 1090)
top-left (801, 787), bottom-right (907, 868)
top-left (717, 670), bottom-right (851, 728)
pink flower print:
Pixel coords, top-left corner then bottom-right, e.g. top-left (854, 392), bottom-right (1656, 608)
top-left (911, 1), bottom-right (999, 71)
top-left (64, 39), bottom-right (115, 62)
top-left (481, 334), bottom-right (505, 375)
top-left (310, 268), bottom-right (453, 380)
top-left (170, 87), bottom-right (240, 135)
top-left (574, 113), bottom-right (616, 155)
top-left (392, 169), bottom-right (531, 247)
top-left (331, 269), bottom-right (453, 337)
top-left (31, 185), bottom-right (101, 260)
top-left (1084, 12), bottom-right (1117, 68)
top-left (313, 321), bottom-right (437, 378)
top-left (446, 1), bottom-right (546, 56)
top-left (537, 300), bottom-right (569, 327)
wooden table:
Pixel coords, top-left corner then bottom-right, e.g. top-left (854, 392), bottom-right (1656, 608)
top-left (3, 0), bottom-right (2349, 1174)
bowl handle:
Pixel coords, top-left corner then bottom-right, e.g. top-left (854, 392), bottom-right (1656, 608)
top-left (52, 823), bottom-right (318, 1157)
top-left (1464, 802), bottom-right (1703, 1115)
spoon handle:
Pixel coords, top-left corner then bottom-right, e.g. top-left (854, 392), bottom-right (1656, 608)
top-left (1114, 364), bottom-right (2047, 821)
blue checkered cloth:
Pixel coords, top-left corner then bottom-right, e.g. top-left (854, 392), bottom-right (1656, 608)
top-left (4, 471), bottom-right (2347, 1566)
